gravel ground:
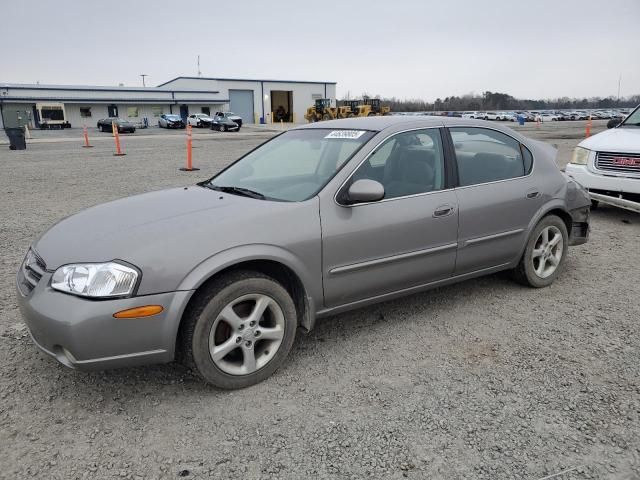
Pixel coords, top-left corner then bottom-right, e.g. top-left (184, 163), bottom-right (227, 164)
top-left (0, 122), bottom-right (638, 480)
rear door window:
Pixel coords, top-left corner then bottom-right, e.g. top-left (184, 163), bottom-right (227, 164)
top-left (450, 127), bottom-right (530, 186)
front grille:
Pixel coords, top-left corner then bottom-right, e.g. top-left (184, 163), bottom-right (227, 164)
top-left (17, 250), bottom-right (47, 295)
top-left (595, 151), bottom-right (640, 174)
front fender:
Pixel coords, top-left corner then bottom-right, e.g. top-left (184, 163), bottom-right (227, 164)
top-left (176, 243), bottom-right (321, 325)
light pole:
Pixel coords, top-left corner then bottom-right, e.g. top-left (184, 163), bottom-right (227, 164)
top-left (140, 74), bottom-right (148, 87)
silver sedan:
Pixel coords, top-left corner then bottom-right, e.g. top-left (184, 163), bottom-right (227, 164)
top-left (17, 116), bottom-right (590, 389)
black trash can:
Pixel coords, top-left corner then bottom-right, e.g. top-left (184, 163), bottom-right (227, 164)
top-left (5, 128), bottom-right (26, 150)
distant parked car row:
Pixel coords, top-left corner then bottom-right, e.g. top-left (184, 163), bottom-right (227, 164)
top-left (184, 112), bottom-right (243, 131)
top-left (392, 109), bottom-right (632, 122)
top-left (449, 109), bottom-right (630, 123)
top-left (94, 112), bottom-right (244, 134)
top-left (159, 112), bottom-right (243, 131)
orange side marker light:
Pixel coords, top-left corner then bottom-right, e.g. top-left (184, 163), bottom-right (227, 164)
top-left (113, 305), bottom-right (164, 319)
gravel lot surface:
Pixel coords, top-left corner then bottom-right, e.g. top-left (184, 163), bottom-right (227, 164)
top-left (1, 121), bottom-right (638, 480)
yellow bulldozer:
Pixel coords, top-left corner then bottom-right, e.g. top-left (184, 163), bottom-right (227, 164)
top-left (352, 98), bottom-right (391, 117)
top-left (304, 99), bottom-right (355, 122)
top-left (304, 98), bottom-right (391, 122)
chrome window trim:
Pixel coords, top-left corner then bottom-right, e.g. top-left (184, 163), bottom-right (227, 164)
top-left (333, 126), bottom-right (449, 207)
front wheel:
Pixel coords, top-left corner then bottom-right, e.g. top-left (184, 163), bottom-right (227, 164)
top-left (513, 215), bottom-right (568, 288)
top-left (220, 124), bottom-right (226, 132)
top-left (179, 271), bottom-right (297, 389)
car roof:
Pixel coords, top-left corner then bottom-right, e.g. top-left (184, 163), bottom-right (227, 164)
top-left (295, 115), bottom-right (512, 132)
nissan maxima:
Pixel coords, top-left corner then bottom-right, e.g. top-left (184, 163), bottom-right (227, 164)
top-left (17, 117), bottom-right (590, 389)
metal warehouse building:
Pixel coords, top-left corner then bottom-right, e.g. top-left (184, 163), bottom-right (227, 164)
top-left (0, 76), bottom-right (337, 129)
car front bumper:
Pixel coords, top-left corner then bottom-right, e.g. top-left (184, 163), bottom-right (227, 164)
top-left (16, 271), bottom-right (192, 371)
top-left (565, 164), bottom-right (640, 195)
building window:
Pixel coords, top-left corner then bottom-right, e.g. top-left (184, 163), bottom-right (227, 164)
top-left (127, 107), bottom-right (139, 118)
top-left (80, 107), bottom-right (92, 118)
top-left (151, 106), bottom-right (163, 117)
top-left (201, 107), bottom-right (210, 116)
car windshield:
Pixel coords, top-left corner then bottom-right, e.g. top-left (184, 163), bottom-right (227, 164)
top-left (205, 129), bottom-right (375, 202)
top-left (621, 106), bottom-right (640, 126)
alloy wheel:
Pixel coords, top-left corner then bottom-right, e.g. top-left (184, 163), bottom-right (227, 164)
top-left (531, 225), bottom-right (564, 279)
top-left (208, 294), bottom-right (285, 375)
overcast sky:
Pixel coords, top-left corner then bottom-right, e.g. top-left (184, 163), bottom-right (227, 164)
top-left (2, 0), bottom-right (638, 100)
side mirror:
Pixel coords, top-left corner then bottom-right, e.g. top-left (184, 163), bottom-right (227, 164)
top-left (607, 118), bottom-right (622, 129)
top-left (344, 179), bottom-right (385, 205)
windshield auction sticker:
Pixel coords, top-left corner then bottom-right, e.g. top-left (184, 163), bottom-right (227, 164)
top-left (324, 130), bottom-right (367, 139)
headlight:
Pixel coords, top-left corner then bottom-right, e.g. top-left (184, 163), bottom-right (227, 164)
top-left (570, 146), bottom-right (590, 165)
top-left (51, 262), bottom-right (139, 298)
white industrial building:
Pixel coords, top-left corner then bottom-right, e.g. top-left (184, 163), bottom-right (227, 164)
top-left (0, 76), bottom-right (337, 129)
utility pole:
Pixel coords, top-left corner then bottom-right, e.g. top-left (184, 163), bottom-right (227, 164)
top-left (197, 56), bottom-right (201, 77)
top-left (140, 74), bottom-right (148, 87)
top-left (617, 75), bottom-right (621, 105)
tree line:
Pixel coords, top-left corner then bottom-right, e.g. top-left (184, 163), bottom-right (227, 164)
top-left (343, 91), bottom-right (640, 112)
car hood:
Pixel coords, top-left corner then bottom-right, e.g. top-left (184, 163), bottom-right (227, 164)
top-left (33, 186), bottom-right (320, 294)
top-left (579, 127), bottom-right (640, 153)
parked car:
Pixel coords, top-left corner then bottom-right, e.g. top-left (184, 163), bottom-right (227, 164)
top-left (515, 111), bottom-right (534, 122)
top-left (187, 114), bottom-right (213, 128)
top-left (16, 116), bottom-right (590, 389)
top-left (461, 111), bottom-right (478, 119)
top-left (210, 115), bottom-right (240, 132)
top-left (536, 113), bottom-right (560, 122)
top-left (214, 111), bottom-right (243, 128)
top-left (566, 103), bottom-right (640, 207)
top-left (475, 112), bottom-right (489, 120)
top-left (158, 114), bottom-right (185, 129)
top-left (485, 112), bottom-right (501, 121)
top-left (97, 118), bottom-right (136, 133)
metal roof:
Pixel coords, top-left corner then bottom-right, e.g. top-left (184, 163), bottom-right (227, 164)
top-left (0, 83), bottom-right (219, 94)
top-left (157, 76), bottom-right (337, 87)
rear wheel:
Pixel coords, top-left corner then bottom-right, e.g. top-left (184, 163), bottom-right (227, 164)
top-left (513, 215), bottom-right (568, 288)
top-left (179, 271), bottom-right (297, 389)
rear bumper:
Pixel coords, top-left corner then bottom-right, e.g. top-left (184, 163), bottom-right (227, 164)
top-left (565, 164), bottom-right (640, 195)
top-left (568, 205), bottom-right (590, 246)
top-left (16, 271), bottom-right (192, 371)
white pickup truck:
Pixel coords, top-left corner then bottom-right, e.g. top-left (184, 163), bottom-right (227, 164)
top-left (565, 104), bottom-right (640, 212)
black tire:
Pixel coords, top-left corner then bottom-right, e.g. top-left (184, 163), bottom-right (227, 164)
top-left (178, 270), bottom-right (298, 389)
top-left (101, 125), bottom-right (107, 132)
top-left (220, 124), bottom-right (226, 132)
top-left (512, 215), bottom-right (569, 288)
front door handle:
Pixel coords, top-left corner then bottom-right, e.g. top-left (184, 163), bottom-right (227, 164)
top-left (433, 204), bottom-right (455, 218)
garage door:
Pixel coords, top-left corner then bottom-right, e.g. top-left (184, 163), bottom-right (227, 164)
top-left (229, 90), bottom-right (255, 124)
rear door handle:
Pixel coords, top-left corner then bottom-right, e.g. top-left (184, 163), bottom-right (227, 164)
top-left (433, 204), bottom-right (455, 218)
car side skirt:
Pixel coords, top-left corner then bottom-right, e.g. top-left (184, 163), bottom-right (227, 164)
top-left (315, 262), bottom-right (512, 319)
